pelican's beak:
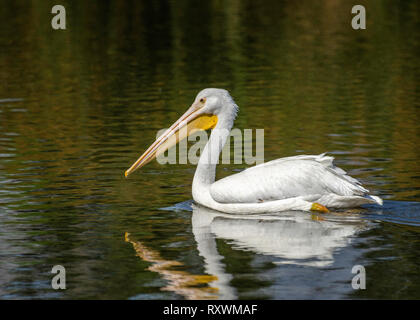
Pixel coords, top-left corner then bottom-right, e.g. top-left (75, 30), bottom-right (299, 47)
top-left (125, 103), bottom-right (218, 177)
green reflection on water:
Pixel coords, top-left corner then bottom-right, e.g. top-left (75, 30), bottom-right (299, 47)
top-left (0, 0), bottom-right (419, 299)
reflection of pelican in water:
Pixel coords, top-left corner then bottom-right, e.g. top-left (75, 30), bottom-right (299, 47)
top-left (125, 88), bottom-right (382, 214)
top-left (126, 204), bottom-right (366, 299)
top-left (191, 204), bottom-right (365, 268)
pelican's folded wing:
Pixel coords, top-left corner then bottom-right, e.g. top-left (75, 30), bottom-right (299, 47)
top-left (210, 154), bottom-right (368, 204)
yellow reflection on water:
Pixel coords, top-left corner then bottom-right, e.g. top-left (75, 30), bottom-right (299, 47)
top-left (125, 232), bottom-right (218, 300)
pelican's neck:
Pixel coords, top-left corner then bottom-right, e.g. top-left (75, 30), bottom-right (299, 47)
top-left (192, 113), bottom-right (233, 195)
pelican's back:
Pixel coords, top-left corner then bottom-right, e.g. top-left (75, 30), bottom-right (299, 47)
top-left (210, 154), bottom-right (376, 206)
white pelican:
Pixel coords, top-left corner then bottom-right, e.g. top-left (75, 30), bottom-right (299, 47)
top-left (125, 88), bottom-right (383, 214)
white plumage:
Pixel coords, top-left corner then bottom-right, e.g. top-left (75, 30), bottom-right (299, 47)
top-left (210, 153), bottom-right (382, 207)
top-left (126, 88), bottom-right (383, 214)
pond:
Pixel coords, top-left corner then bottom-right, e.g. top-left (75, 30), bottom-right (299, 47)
top-left (0, 0), bottom-right (419, 299)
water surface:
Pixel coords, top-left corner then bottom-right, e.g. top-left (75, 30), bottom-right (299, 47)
top-left (0, 0), bottom-right (419, 299)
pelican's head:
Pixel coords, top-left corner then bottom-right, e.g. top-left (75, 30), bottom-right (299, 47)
top-left (194, 88), bottom-right (238, 116)
top-left (125, 88), bottom-right (238, 177)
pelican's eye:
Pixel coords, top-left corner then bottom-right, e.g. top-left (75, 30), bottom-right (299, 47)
top-left (199, 97), bottom-right (206, 104)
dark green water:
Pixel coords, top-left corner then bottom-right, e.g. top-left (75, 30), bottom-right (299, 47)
top-left (0, 0), bottom-right (419, 299)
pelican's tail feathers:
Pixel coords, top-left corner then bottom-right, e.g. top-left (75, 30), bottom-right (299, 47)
top-left (367, 195), bottom-right (383, 206)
